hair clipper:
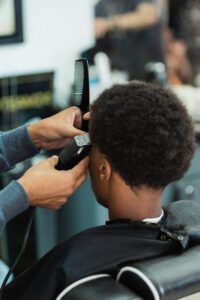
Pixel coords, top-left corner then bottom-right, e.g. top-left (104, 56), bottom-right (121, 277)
top-left (56, 133), bottom-right (91, 170)
top-left (56, 59), bottom-right (90, 170)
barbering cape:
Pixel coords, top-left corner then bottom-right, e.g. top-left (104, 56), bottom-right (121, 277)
top-left (4, 200), bottom-right (200, 300)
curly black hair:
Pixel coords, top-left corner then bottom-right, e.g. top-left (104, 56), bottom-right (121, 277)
top-left (90, 81), bottom-right (196, 189)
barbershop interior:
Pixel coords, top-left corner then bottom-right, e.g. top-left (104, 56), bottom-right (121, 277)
top-left (1, 0), bottom-right (200, 299)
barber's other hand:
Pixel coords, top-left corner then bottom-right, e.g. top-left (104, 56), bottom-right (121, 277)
top-left (17, 156), bottom-right (89, 210)
top-left (28, 106), bottom-right (85, 150)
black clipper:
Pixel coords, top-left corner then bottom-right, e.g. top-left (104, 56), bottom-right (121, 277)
top-left (56, 133), bottom-right (91, 170)
top-left (57, 59), bottom-right (90, 170)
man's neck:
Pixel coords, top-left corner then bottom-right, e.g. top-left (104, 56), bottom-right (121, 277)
top-left (107, 173), bottom-right (163, 221)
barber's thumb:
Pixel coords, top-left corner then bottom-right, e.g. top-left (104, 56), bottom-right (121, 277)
top-left (48, 155), bottom-right (59, 167)
top-left (83, 112), bottom-right (91, 120)
top-left (67, 125), bottom-right (85, 137)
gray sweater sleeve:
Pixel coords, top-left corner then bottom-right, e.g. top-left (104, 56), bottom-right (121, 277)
top-left (0, 181), bottom-right (29, 232)
top-left (0, 125), bottom-right (39, 234)
top-left (0, 125), bottom-right (39, 173)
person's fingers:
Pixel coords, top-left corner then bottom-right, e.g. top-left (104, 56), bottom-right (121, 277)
top-left (65, 124), bottom-right (86, 138)
top-left (41, 202), bottom-right (62, 210)
top-left (74, 172), bottom-right (88, 190)
top-left (69, 157), bottom-right (89, 180)
top-left (51, 197), bottom-right (68, 209)
top-left (69, 106), bottom-right (82, 128)
top-left (70, 106), bottom-right (82, 115)
top-left (83, 112), bottom-right (91, 120)
top-left (62, 171), bottom-right (88, 199)
top-left (74, 110), bottom-right (83, 129)
top-left (35, 196), bottom-right (68, 210)
top-left (47, 155), bottom-right (59, 167)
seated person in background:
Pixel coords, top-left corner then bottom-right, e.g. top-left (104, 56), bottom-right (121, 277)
top-left (168, 0), bottom-right (200, 84)
top-left (4, 81), bottom-right (199, 300)
top-left (84, 0), bottom-right (164, 80)
top-left (164, 27), bottom-right (192, 85)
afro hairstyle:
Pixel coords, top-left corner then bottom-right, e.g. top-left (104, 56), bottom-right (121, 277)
top-left (89, 81), bottom-right (196, 189)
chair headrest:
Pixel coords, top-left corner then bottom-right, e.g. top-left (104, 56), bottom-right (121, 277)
top-left (117, 245), bottom-right (200, 300)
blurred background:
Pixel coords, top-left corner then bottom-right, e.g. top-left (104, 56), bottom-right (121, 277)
top-left (0, 0), bottom-right (200, 281)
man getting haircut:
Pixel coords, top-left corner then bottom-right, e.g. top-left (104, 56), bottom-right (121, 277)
top-left (4, 81), bottom-right (199, 300)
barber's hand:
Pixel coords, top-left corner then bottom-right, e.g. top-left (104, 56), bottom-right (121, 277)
top-left (94, 18), bottom-right (110, 39)
top-left (83, 112), bottom-right (91, 121)
top-left (17, 156), bottom-right (89, 210)
top-left (28, 106), bottom-right (85, 150)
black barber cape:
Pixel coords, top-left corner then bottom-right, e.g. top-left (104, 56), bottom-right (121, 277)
top-left (4, 200), bottom-right (200, 300)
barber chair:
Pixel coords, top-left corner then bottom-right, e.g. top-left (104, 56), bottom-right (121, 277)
top-left (56, 245), bottom-right (200, 300)
top-left (117, 245), bottom-right (200, 300)
top-left (56, 274), bottom-right (141, 300)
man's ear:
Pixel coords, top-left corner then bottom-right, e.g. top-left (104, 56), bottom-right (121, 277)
top-left (99, 158), bottom-right (111, 181)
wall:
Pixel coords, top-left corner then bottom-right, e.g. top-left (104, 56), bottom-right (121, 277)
top-left (0, 0), bottom-right (96, 107)
top-left (0, 0), bottom-right (108, 259)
